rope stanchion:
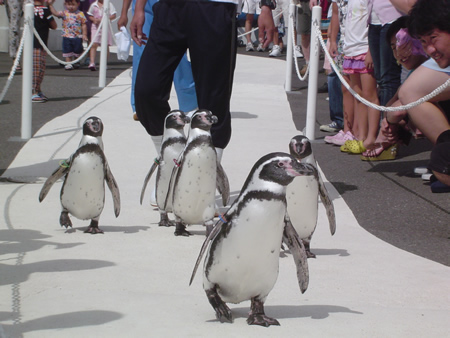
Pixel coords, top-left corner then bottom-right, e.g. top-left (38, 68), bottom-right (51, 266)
top-left (99, 0), bottom-right (111, 88)
top-left (21, 4), bottom-right (34, 140)
top-left (304, 6), bottom-right (322, 140)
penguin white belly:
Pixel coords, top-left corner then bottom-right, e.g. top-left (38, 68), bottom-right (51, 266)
top-left (204, 200), bottom-right (285, 304)
top-left (173, 146), bottom-right (216, 224)
top-left (61, 153), bottom-right (105, 220)
top-left (156, 144), bottom-right (184, 211)
top-left (286, 176), bottom-right (319, 239)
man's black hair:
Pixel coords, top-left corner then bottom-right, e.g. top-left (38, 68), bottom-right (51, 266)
top-left (407, 0), bottom-right (450, 38)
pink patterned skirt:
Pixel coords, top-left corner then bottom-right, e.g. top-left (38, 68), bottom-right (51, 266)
top-left (343, 53), bottom-right (374, 74)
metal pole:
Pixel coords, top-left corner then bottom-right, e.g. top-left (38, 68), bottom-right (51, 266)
top-left (285, 3), bottom-right (295, 91)
top-left (21, 3), bottom-right (34, 140)
top-left (304, 5), bottom-right (321, 140)
top-left (98, 0), bottom-right (109, 88)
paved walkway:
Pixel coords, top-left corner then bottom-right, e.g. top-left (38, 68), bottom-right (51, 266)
top-left (0, 54), bottom-right (449, 337)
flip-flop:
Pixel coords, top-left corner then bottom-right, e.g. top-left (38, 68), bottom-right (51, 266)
top-left (360, 144), bottom-right (398, 161)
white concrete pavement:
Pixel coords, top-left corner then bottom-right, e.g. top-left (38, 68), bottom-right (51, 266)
top-left (1, 54), bottom-right (449, 337)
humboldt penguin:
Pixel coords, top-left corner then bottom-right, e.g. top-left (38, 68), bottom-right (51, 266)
top-left (166, 109), bottom-right (229, 236)
top-left (39, 116), bottom-right (120, 234)
top-left (140, 110), bottom-right (190, 226)
top-left (190, 152), bottom-right (315, 326)
top-left (286, 135), bottom-right (336, 257)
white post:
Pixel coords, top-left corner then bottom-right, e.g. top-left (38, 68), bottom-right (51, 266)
top-left (98, 0), bottom-right (109, 88)
top-left (21, 3), bottom-right (34, 140)
top-left (285, 3), bottom-right (296, 91)
top-left (304, 5), bottom-right (321, 140)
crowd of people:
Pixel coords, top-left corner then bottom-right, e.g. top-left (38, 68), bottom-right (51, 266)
top-left (318, 0), bottom-right (450, 193)
top-left (1, 0), bottom-right (448, 192)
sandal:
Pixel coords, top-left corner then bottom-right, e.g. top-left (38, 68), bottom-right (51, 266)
top-left (345, 140), bottom-right (366, 154)
top-left (340, 143), bottom-right (350, 152)
top-left (360, 144), bottom-right (398, 161)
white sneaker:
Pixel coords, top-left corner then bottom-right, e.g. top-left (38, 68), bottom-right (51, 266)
top-left (256, 43), bottom-right (265, 52)
top-left (269, 45), bottom-right (281, 57)
top-left (65, 64), bottom-right (74, 70)
top-left (246, 42), bottom-right (254, 52)
top-left (295, 45), bottom-right (304, 58)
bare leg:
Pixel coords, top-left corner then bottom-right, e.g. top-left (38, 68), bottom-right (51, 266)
top-left (398, 66), bottom-right (450, 144)
top-left (361, 72), bottom-right (381, 149)
top-left (245, 14), bottom-right (254, 45)
top-left (342, 75), bottom-right (355, 135)
top-left (350, 73), bottom-right (368, 141)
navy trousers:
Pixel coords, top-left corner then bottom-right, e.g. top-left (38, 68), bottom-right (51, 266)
top-left (135, 0), bottom-right (237, 149)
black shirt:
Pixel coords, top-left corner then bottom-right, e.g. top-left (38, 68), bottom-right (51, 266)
top-left (34, 6), bottom-right (55, 49)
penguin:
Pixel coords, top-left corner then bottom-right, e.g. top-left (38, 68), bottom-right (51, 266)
top-left (286, 135), bottom-right (336, 258)
top-left (140, 110), bottom-right (190, 227)
top-left (190, 152), bottom-right (315, 326)
top-left (39, 116), bottom-right (120, 234)
top-left (166, 109), bottom-right (230, 237)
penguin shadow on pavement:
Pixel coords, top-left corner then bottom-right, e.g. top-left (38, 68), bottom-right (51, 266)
top-left (231, 304), bottom-right (363, 322)
top-left (65, 225), bottom-right (150, 234)
top-left (1, 311), bottom-right (123, 338)
top-left (1, 159), bottom-right (63, 184)
top-left (280, 247), bottom-right (349, 259)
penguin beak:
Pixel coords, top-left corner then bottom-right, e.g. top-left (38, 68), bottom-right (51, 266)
top-left (184, 116), bottom-right (191, 124)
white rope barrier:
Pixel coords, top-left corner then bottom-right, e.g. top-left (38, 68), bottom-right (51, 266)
top-left (0, 19), bottom-right (28, 103)
top-left (313, 23), bottom-right (450, 112)
top-left (236, 11), bottom-right (283, 39)
top-left (32, 15), bottom-right (106, 66)
top-left (290, 13), bottom-right (309, 81)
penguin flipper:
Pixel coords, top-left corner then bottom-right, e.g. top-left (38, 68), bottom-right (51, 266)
top-left (189, 218), bottom-right (225, 286)
top-left (105, 162), bottom-right (121, 217)
top-left (140, 159), bottom-right (159, 205)
top-left (317, 172), bottom-right (336, 235)
top-left (216, 162), bottom-right (230, 206)
top-left (163, 152), bottom-right (183, 210)
top-left (39, 163), bottom-right (70, 202)
top-left (282, 217), bottom-right (309, 293)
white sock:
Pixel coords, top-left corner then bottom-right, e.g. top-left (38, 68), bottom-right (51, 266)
top-left (151, 135), bottom-right (163, 157)
top-left (215, 147), bottom-right (224, 163)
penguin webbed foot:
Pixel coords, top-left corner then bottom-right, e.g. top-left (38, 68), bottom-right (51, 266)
top-left (84, 220), bottom-right (104, 234)
top-left (158, 213), bottom-right (175, 227)
top-left (205, 287), bottom-right (233, 323)
top-left (247, 297), bottom-right (280, 327)
top-left (159, 219), bottom-right (175, 227)
top-left (59, 211), bottom-right (73, 229)
top-left (174, 222), bottom-right (191, 236)
top-left (303, 240), bottom-right (316, 259)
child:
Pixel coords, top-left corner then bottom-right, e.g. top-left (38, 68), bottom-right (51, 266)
top-left (32, 0), bottom-right (57, 103)
top-left (341, 0), bottom-right (380, 154)
top-left (361, 16), bottom-right (429, 161)
top-left (87, 0), bottom-right (116, 71)
top-left (48, 0), bottom-right (88, 70)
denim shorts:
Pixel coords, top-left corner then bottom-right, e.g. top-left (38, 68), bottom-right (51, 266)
top-left (62, 37), bottom-right (83, 58)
